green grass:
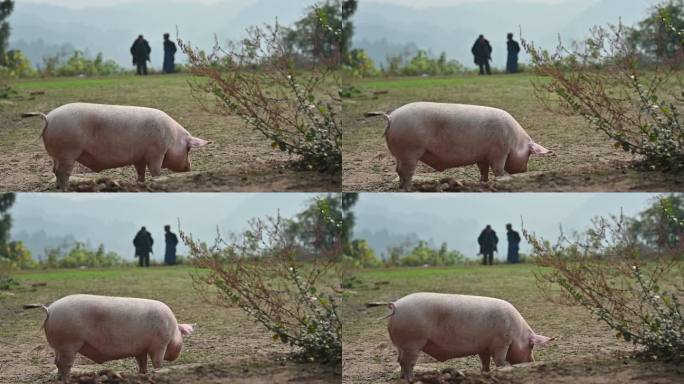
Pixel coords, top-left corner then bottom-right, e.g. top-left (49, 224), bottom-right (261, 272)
top-left (11, 265), bottom-right (195, 281)
top-left (12, 74), bottom-right (194, 90)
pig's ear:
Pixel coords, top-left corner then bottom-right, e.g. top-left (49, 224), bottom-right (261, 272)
top-left (188, 137), bottom-right (211, 149)
top-left (178, 323), bottom-right (194, 336)
top-left (529, 142), bottom-right (554, 156)
top-left (529, 334), bottom-right (555, 346)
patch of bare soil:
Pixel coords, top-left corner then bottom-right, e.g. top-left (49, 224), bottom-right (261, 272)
top-left (410, 356), bottom-right (683, 384)
top-left (61, 361), bottom-right (339, 384)
top-left (366, 161), bottom-right (683, 192)
top-left (36, 166), bottom-right (340, 193)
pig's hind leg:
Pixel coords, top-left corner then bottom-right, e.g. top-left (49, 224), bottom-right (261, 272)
top-left (395, 155), bottom-right (419, 192)
top-left (54, 348), bottom-right (77, 383)
top-left (52, 156), bottom-right (77, 191)
top-left (398, 347), bottom-right (420, 383)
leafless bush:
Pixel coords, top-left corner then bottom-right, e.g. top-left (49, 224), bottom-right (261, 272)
top-left (179, 23), bottom-right (341, 174)
top-left (182, 212), bottom-right (342, 365)
top-left (524, 23), bottom-right (684, 172)
top-left (525, 209), bottom-right (684, 363)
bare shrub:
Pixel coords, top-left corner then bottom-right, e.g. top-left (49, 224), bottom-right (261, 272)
top-left (179, 21), bottom-right (341, 174)
top-left (182, 204), bottom-right (342, 365)
top-left (524, 23), bottom-right (684, 172)
top-left (525, 207), bottom-right (684, 363)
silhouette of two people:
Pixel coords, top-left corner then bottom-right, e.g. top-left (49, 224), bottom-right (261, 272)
top-left (471, 33), bottom-right (521, 75)
top-left (477, 224), bottom-right (522, 265)
top-left (130, 33), bottom-right (177, 75)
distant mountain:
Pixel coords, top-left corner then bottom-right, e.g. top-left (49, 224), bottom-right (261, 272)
top-left (8, 0), bottom-right (314, 69)
top-left (353, 0), bottom-right (659, 69)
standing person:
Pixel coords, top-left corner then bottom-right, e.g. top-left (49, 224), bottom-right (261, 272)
top-left (133, 226), bottom-right (154, 267)
top-left (162, 33), bottom-right (177, 74)
top-left (130, 35), bottom-right (151, 76)
top-left (506, 223), bottom-right (521, 263)
top-left (477, 225), bottom-right (498, 266)
top-left (506, 33), bottom-right (521, 73)
top-left (471, 34), bottom-right (492, 75)
top-left (164, 225), bottom-right (179, 265)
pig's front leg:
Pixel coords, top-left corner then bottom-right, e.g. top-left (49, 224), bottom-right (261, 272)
top-left (147, 155), bottom-right (164, 178)
top-left (477, 163), bottom-right (490, 182)
top-left (135, 162), bottom-right (147, 183)
top-left (479, 353), bottom-right (491, 372)
top-left (492, 346), bottom-right (512, 369)
top-left (135, 353), bottom-right (148, 374)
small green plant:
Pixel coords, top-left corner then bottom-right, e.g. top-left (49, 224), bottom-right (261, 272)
top-left (525, 205), bottom-right (684, 363)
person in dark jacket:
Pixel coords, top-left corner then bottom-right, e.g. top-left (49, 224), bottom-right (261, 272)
top-left (162, 33), bottom-right (177, 74)
top-left (506, 223), bottom-right (521, 263)
top-left (133, 226), bottom-right (154, 267)
top-left (130, 35), bottom-right (151, 76)
top-left (471, 35), bottom-right (492, 75)
top-left (164, 225), bottom-right (179, 265)
top-left (477, 225), bottom-right (498, 265)
top-left (506, 33), bottom-right (521, 73)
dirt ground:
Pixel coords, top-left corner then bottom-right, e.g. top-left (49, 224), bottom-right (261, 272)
top-left (0, 267), bottom-right (340, 384)
top-left (0, 75), bottom-right (340, 192)
top-left (341, 265), bottom-right (682, 384)
top-left (341, 75), bottom-right (684, 192)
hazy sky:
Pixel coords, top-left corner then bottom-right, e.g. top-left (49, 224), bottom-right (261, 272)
top-left (364, 0), bottom-right (569, 7)
top-left (22, 0), bottom-right (226, 8)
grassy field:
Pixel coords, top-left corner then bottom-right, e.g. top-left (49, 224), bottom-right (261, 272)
top-left (0, 266), bottom-right (339, 384)
top-left (341, 264), bottom-right (682, 384)
top-left (0, 74), bottom-right (340, 192)
top-left (341, 74), bottom-right (684, 192)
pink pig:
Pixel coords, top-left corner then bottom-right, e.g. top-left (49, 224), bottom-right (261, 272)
top-left (24, 103), bottom-right (210, 191)
top-left (367, 102), bottom-right (554, 191)
top-left (26, 294), bottom-right (193, 383)
top-left (384, 292), bottom-right (554, 382)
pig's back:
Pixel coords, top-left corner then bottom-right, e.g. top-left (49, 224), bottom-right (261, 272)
top-left (46, 295), bottom-right (177, 360)
top-left (389, 102), bottom-right (520, 135)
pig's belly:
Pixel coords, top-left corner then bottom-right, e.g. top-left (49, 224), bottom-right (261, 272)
top-left (77, 149), bottom-right (141, 172)
top-left (422, 336), bottom-right (484, 362)
top-left (79, 342), bottom-right (141, 364)
top-left (420, 150), bottom-right (481, 172)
